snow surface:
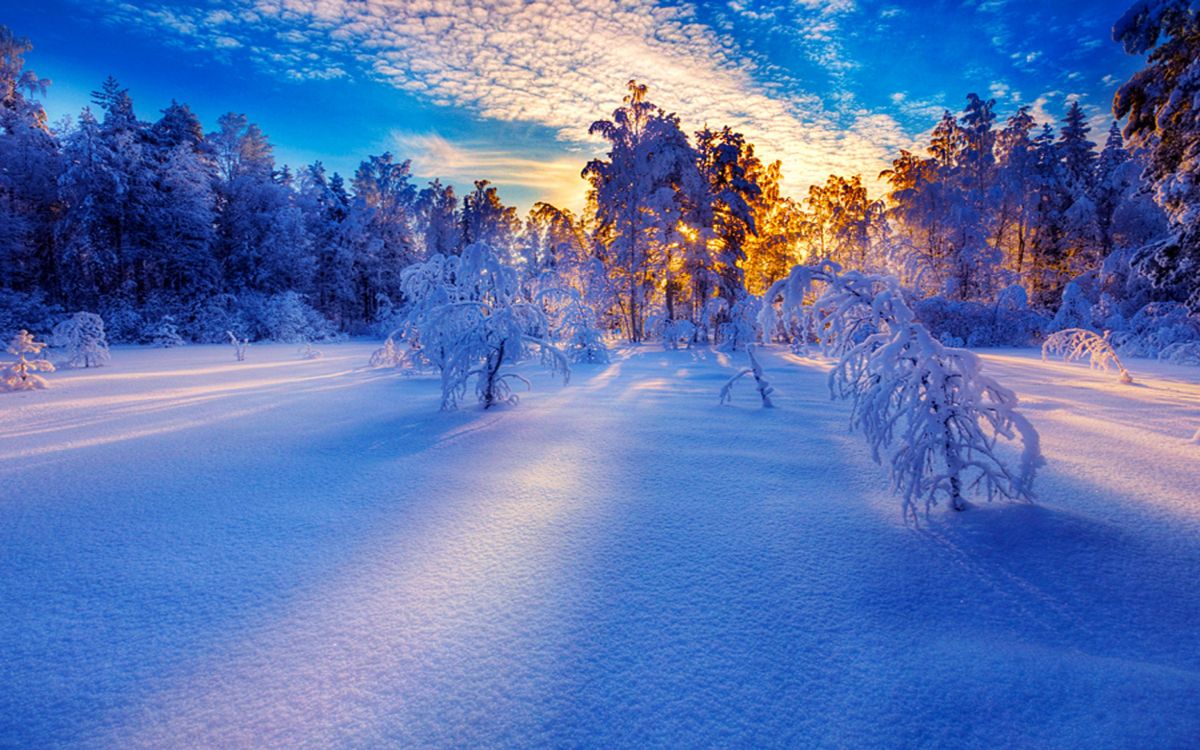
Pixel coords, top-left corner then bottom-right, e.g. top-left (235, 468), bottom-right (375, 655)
top-left (1, 343), bottom-right (1198, 748)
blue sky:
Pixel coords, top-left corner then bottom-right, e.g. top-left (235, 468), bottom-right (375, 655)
top-left (4, 0), bottom-right (1142, 210)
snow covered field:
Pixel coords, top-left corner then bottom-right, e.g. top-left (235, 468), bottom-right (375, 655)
top-left (2, 342), bottom-right (1198, 748)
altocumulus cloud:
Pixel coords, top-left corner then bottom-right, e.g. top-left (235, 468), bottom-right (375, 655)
top-left (86, 0), bottom-right (916, 202)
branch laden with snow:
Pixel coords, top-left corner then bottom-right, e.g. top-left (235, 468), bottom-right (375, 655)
top-left (762, 260), bottom-right (1044, 520)
top-left (719, 345), bottom-right (775, 408)
top-left (1042, 328), bottom-right (1134, 384)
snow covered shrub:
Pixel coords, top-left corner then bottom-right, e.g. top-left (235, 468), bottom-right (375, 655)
top-left (2, 330), bottom-right (54, 391)
top-left (52, 312), bottom-right (110, 368)
top-left (1052, 280), bottom-right (1094, 331)
top-left (913, 293), bottom-right (1046, 348)
top-left (762, 261), bottom-right (1043, 518)
top-left (661, 319), bottom-right (696, 350)
top-left (369, 330), bottom-right (405, 368)
top-left (537, 288), bottom-right (609, 364)
top-left (1042, 329), bottom-right (1134, 384)
top-left (298, 342), bottom-right (323, 360)
top-left (99, 304), bottom-right (144, 344)
top-left (1110, 301), bottom-right (1200, 358)
top-left (1159, 341), bottom-right (1200, 366)
top-left (143, 317), bottom-right (184, 348)
top-left (227, 331), bottom-right (249, 361)
top-left (400, 243), bottom-right (569, 410)
top-left (263, 291), bottom-right (336, 343)
top-left (718, 296), bottom-right (761, 352)
top-left (719, 345), bottom-right (774, 408)
top-left (0, 289), bottom-right (62, 340)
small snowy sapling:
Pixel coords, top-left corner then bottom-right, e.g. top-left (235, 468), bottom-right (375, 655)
top-left (2, 330), bottom-right (55, 391)
top-left (719, 345), bottom-right (775, 407)
top-left (369, 330), bottom-right (405, 368)
top-left (226, 331), bottom-right (249, 361)
top-left (1042, 328), bottom-right (1134, 384)
top-left (52, 312), bottom-right (110, 368)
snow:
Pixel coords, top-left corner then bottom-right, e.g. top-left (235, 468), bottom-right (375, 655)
top-left (1, 343), bottom-right (1199, 747)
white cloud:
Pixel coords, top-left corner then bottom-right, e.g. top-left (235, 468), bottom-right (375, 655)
top-left (86, 0), bottom-right (910, 203)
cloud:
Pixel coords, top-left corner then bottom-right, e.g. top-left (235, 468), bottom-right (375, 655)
top-left (83, 0), bottom-right (910, 204)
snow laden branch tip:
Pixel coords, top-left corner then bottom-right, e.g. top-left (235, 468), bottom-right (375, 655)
top-left (761, 261), bottom-right (1044, 520)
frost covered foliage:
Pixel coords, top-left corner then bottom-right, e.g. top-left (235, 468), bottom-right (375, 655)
top-left (2, 330), bottom-right (54, 391)
top-left (914, 286), bottom-right (1048, 348)
top-left (1042, 329), bottom-right (1134, 384)
top-left (0, 290), bottom-right (62, 340)
top-left (369, 331), bottom-right (405, 368)
top-left (262, 291), bottom-right (337, 344)
top-left (659, 319), bottom-right (697, 350)
top-left (1112, 300), bottom-right (1200, 357)
top-left (1114, 0), bottom-right (1200, 312)
top-left (762, 261), bottom-right (1043, 518)
top-left (400, 243), bottom-right (569, 410)
top-left (227, 331), bottom-right (249, 361)
top-left (719, 345), bottom-right (774, 407)
top-left (718, 296), bottom-right (762, 352)
top-left (143, 317), bottom-right (184, 348)
top-left (537, 288), bottom-right (609, 364)
top-left (51, 312), bottom-right (110, 368)
top-left (1158, 341), bottom-right (1200, 365)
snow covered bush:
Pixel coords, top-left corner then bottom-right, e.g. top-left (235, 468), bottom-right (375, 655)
top-left (660, 319), bottom-right (696, 350)
top-left (1159, 341), bottom-right (1200, 366)
top-left (262, 291), bottom-right (336, 343)
top-left (762, 261), bottom-right (1043, 518)
top-left (227, 331), bottom-right (249, 361)
top-left (2, 330), bottom-right (55, 391)
top-left (0, 290), bottom-right (62, 342)
top-left (369, 330), bottom-right (405, 368)
top-left (51, 312), bottom-right (110, 368)
top-left (298, 342), bottom-right (322, 360)
top-left (719, 345), bottom-right (774, 407)
top-left (143, 317), bottom-right (184, 348)
top-left (718, 296), bottom-right (761, 352)
top-left (1042, 329), bottom-right (1134, 384)
top-left (537, 288), bottom-right (610, 364)
top-left (400, 243), bottom-right (569, 410)
top-left (913, 293), bottom-right (1047, 348)
top-left (1110, 301), bottom-right (1200, 358)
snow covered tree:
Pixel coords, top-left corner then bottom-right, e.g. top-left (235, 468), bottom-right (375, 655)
top-left (1042, 328), bottom-right (1134, 384)
top-left (415, 179), bottom-right (459, 258)
top-left (2, 329), bottom-right (54, 391)
top-left (584, 81), bottom-right (705, 342)
top-left (1114, 0), bottom-right (1200, 312)
top-left (51, 311), bottom-right (110, 367)
top-left (400, 242), bottom-right (569, 410)
top-left (761, 261), bottom-right (1043, 518)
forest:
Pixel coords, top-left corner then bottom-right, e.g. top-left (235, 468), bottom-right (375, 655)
top-left (2, 3), bottom-right (1197, 362)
